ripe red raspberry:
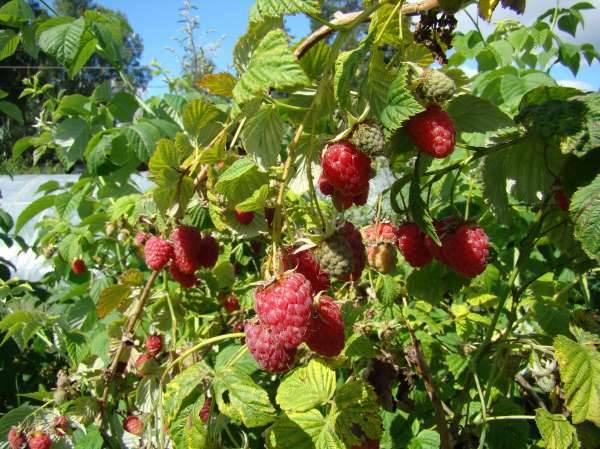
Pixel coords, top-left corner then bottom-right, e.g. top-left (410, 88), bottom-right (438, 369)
top-left (171, 226), bottom-right (202, 274)
top-left (27, 432), bottom-right (52, 449)
top-left (199, 397), bottom-right (211, 423)
top-left (245, 320), bottom-right (297, 373)
top-left (442, 224), bottom-right (489, 278)
top-left (338, 222), bottom-right (366, 281)
top-left (234, 209), bottom-right (255, 225)
top-left (169, 262), bottom-right (198, 288)
top-left (135, 352), bottom-right (155, 377)
top-left (361, 223), bottom-right (398, 244)
top-left (71, 259), bottom-right (86, 274)
top-left (198, 235), bottom-right (219, 268)
top-left (352, 439), bottom-right (380, 449)
top-left (304, 296), bottom-right (344, 357)
top-left (396, 223), bottom-right (433, 268)
top-left (254, 273), bottom-right (312, 349)
top-left (53, 416), bottom-right (69, 435)
top-left (123, 415), bottom-right (144, 436)
top-left (8, 427), bottom-right (26, 449)
top-left (144, 237), bottom-right (173, 271)
top-left (423, 218), bottom-right (457, 265)
top-left (283, 248), bottom-right (331, 293)
top-left (222, 295), bottom-right (240, 313)
top-left (135, 232), bottom-right (151, 246)
top-left (406, 105), bottom-right (456, 158)
top-left (321, 141), bottom-right (371, 197)
top-left (145, 334), bottom-right (163, 356)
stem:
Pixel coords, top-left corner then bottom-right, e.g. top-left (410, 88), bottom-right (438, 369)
top-left (164, 272), bottom-right (178, 352)
top-left (101, 270), bottom-right (160, 405)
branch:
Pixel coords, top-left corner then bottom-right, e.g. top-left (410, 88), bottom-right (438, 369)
top-left (515, 373), bottom-right (547, 411)
top-left (101, 270), bottom-right (160, 404)
top-left (294, 0), bottom-right (441, 59)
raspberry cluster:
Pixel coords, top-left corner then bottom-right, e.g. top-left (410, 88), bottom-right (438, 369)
top-left (246, 272), bottom-right (346, 372)
top-left (8, 427), bottom-right (26, 449)
top-left (319, 141), bottom-right (372, 210)
top-left (142, 226), bottom-right (219, 288)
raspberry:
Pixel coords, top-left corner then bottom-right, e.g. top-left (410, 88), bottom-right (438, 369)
top-left (169, 262), bottom-right (198, 288)
top-left (304, 296), bottom-right (345, 357)
top-left (352, 439), bottom-right (380, 449)
top-left (396, 223), bottom-right (433, 268)
top-left (406, 105), bottom-right (456, 158)
top-left (144, 237), bottom-right (174, 271)
top-left (8, 427), bottom-right (26, 449)
top-left (361, 223), bottom-right (398, 245)
top-left (350, 122), bottom-right (386, 157)
top-left (318, 174), bottom-right (334, 195)
top-left (254, 273), bottom-right (312, 349)
top-left (135, 352), bottom-right (155, 377)
top-left (199, 397), bottom-right (211, 423)
top-left (442, 224), bottom-right (489, 278)
top-left (245, 320), bottom-right (297, 373)
top-left (53, 416), bottom-right (69, 435)
top-left (27, 432), bottom-right (52, 449)
top-left (283, 248), bottom-right (331, 293)
top-left (71, 259), bottom-right (86, 274)
top-left (234, 209), bottom-right (255, 225)
top-left (222, 295), bottom-right (240, 313)
top-left (135, 232), bottom-right (151, 246)
top-left (171, 226), bottom-right (203, 274)
top-left (339, 221), bottom-right (366, 282)
top-left (423, 218), bottom-right (457, 265)
top-left (197, 235), bottom-right (219, 269)
top-left (123, 416), bottom-right (144, 436)
top-left (367, 244), bottom-right (397, 273)
top-left (414, 69), bottom-right (456, 104)
top-left (145, 334), bottom-right (163, 356)
top-left (315, 232), bottom-right (354, 279)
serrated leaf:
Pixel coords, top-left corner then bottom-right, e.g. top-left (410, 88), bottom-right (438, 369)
top-left (488, 399), bottom-right (529, 449)
top-left (242, 103), bottom-right (284, 169)
top-left (0, 29), bottom-right (20, 61)
top-left (334, 380), bottom-right (383, 447)
top-left (15, 195), bottom-right (56, 233)
top-left (197, 72), bottom-right (237, 97)
top-left (250, 0), bottom-right (319, 22)
top-left (267, 409), bottom-right (344, 449)
top-left (535, 408), bottom-right (578, 449)
top-left (408, 430), bottom-right (441, 449)
top-left (362, 49), bottom-right (395, 118)
top-left (409, 156), bottom-right (438, 245)
top-left (233, 29), bottom-right (309, 104)
top-left (39, 17), bottom-right (85, 66)
top-left (235, 184), bottom-right (269, 212)
top-left (215, 158), bottom-right (269, 205)
top-left (0, 100), bottom-right (23, 124)
top-left (123, 120), bottom-right (162, 161)
top-left (554, 335), bottom-right (600, 425)
top-left (0, 0), bottom-right (34, 26)
top-left (570, 174), bottom-right (600, 261)
top-left (96, 284), bottom-right (131, 319)
top-left (276, 359), bottom-right (336, 412)
top-left (376, 274), bottom-right (401, 305)
top-left (163, 363), bottom-right (209, 425)
top-left (182, 99), bottom-right (222, 141)
top-left (482, 151), bottom-right (510, 224)
top-left (213, 366), bottom-right (276, 427)
top-left (0, 405), bottom-right (36, 437)
top-left (380, 65), bottom-right (425, 132)
top-left (334, 41), bottom-right (369, 112)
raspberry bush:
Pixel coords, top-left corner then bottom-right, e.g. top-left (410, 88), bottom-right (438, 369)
top-left (1, 1), bottom-right (599, 449)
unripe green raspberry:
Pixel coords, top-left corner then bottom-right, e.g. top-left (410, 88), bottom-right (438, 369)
top-left (415, 69), bottom-right (456, 105)
top-left (350, 122), bottom-right (386, 157)
top-left (315, 233), bottom-right (354, 278)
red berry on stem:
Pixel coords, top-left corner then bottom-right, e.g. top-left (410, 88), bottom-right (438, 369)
top-left (223, 295), bottom-right (240, 313)
top-left (197, 235), bottom-right (219, 268)
top-left (304, 296), bottom-right (345, 357)
top-left (245, 320), bottom-right (297, 373)
top-left (8, 427), bottom-right (26, 449)
top-left (169, 262), bottom-right (198, 288)
top-left (254, 273), bottom-right (313, 350)
top-left (27, 432), bottom-right (52, 449)
top-left (123, 416), bottom-right (144, 436)
top-left (135, 232), bottom-right (151, 246)
top-left (406, 105), bottom-right (456, 158)
top-left (135, 352), bottom-right (155, 377)
top-left (338, 222), bottom-right (366, 282)
top-left (396, 223), bottom-right (433, 268)
top-left (71, 259), bottom-right (86, 274)
top-left (442, 224), bottom-right (489, 278)
top-left (144, 237), bottom-right (173, 271)
top-left (145, 334), bottom-right (163, 356)
top-left (362, 223), bottom-right (398, 244)
top-left (234, 209), bottom-right (255, 225)
top-left (321, 141), bottom-right (371, 197)
top-left (283, 248), bottom-right (331, 293)
top-left (171, 226), bottom-right (203, 274)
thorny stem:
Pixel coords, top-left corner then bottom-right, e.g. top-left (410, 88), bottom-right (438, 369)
top-left (101, 270), bottom-right (160, 406)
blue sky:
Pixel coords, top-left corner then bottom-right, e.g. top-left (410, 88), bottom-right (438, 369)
top-left (95, 0), bottom-right (599, 97)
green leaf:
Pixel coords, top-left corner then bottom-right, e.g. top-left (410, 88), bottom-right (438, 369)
top-left (84, 133), bottom-right (114, 174)
top-left (268, 409), bottom-right (344, 449)
top-left (0, 405), bottom-right (36, 438)
top-left (124, 120), bottom-right (162, 161)
top-left (482, 150), bottom-right (510, 224)
top-left (55, 118), bottom-right (90, 167)
top-left (233, 29), bottom-right (309, 104)
top-left (250, 0), bottom-right (319, 22)
top-left (447, 94), bottom-right (516, 145)
top-left (0, 0), bottom-right (34, 26)
top-left (554, 335), bottom-right (600, 425)
top-left (109, 91), bottom-right (138, 122)
top-left (376, 274), bottom-right (401, 305)
top-left (96, 284), bottom-right (131, 319)
top-left (15, 195), bottom-right (56, 233)
top-left (334, 380), bottom-right (383, 447)
top-left (39, 17), bottom-right (85, 66)
top-left (0, 100), bottom-right (23, 124)
top-left (242, 104), bottom-right (284, 169)
top-left (408, 430), bottom-right (440, 449)
top-left (380, 65), bottom-right (424, 132)
top-left (197, 72), bottom-right (237, 97)
top-left (334, 40), bottom-right (369, 112)
top-left (0, 29), bottom-right (20, 61)
top-left (182, 99), bottom-right (222, 141)
top-left (362, 49), bottom-right (395, 119)
top-left (535, 408), bottom-right (578, 449)
top-left (488, 399), bottom-right (529, 449)
top-left (215, 158), bottom-right (269, 205)
top-left (73, 426), bottom-right (103, 449)
top-left (163, 363), bottom-right (209, 425)
top-left (55, 94), bottom-right (90, 117)
top-left (276, 359), bottom-right (336, 412)
top-left (406, 263), bottom-right (467, 304)
top-left (69, 33), bottom-right (97, 78)
top-left (409, 155), bottom-right (438, 245)
top-left (213, 366), bottom-right (276, 427)
top-left (235, 184), bottom-right (269, 212)
top-left (571, 174), bottom-right (600, 261)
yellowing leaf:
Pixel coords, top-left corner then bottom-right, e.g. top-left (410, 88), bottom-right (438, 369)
top-left (197, 72), bottom-right (237, 97)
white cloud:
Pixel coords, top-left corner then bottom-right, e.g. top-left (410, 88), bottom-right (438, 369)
top-left (557, 79), bottom-right (595, 91)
